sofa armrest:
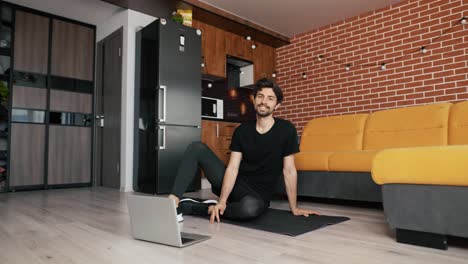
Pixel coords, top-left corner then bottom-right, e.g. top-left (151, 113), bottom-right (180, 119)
top-left (371, 145), bottom-right (468, 186)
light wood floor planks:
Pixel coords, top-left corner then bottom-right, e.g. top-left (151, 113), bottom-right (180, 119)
top-left (0, 187), bottom-right (467, 264)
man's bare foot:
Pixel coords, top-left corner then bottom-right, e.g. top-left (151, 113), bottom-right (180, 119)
top-left (168, 194), bottom-right (180, 207)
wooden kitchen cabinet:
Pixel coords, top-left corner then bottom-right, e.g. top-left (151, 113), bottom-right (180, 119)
top-left (192, 19), bottom-right (226, 78)
top-left (225, 31), bottom-right (253, 62)
top-left (253, 42), bottom-right (276, 81)
top-left (201, 120), bottom-right (240, 165)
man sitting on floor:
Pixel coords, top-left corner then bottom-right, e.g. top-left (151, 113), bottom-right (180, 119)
top-left (169, 78), bottom-right (319, 223)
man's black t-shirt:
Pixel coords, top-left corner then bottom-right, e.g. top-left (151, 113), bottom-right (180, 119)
top-left (230, 117), bottom-right (300, 201)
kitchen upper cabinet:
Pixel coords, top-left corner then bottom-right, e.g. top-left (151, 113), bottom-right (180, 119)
top-left (51, 19), bottom-right (94, 81)
top-left (253, 42), bottom-right (276, 81)
top-left (225, 31), bottom-right (252, 62)
top-left (193, 19), bottom-right (226, 78)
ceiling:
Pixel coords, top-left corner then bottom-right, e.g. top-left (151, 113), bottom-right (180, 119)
top-left (199, 0), bottom-right (406, 37)
top-left (5, 0), bottom-right (121, 26)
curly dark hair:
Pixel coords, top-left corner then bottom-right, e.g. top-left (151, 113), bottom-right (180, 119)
top-left (252, 78), bottom-right (284, 103)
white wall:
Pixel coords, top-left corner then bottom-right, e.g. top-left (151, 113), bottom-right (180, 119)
top-left (120, 10), bottom-right (157, 191)
top-left (95, 9), bottom-right (157, 192)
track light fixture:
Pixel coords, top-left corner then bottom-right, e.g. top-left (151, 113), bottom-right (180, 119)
top-left (308, 16), bottom-right (463, 73)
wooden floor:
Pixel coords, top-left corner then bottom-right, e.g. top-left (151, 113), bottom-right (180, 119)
top-left (0, 188), bottom-right (467, 264)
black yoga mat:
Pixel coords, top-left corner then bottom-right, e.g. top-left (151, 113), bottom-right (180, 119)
top-left (199, 208), bottom-right (350, 236)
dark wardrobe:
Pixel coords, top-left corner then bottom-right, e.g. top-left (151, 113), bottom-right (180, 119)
top-left (0, 2), bottom-right (95, 191)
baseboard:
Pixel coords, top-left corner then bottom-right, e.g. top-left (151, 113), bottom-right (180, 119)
top-left (120, 186), bottom-right (134, 192)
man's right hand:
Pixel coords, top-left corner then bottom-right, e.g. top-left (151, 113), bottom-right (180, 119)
top-left (209, 201), bottom-right (227, 223)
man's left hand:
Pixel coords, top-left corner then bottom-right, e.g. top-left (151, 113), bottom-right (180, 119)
top-left (291, 207), bottom-right (320, 217)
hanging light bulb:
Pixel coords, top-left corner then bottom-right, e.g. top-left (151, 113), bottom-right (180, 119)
top-left (207, 82), bottom-right (213, 88)
top-left (420, 46), bottom-right (427, 53)
top-left (380, 63), bottom-right (387, 71)
top-left (272, 71), bottom-right (277, 78)
top-left (245, 36), bottom-right (252, 41)
top-left (251, 44), bottom-right (257, 49)
top-left (345, 64), bottom-right (351, 71)
top-left (302, 72), bottom-right (307, 79)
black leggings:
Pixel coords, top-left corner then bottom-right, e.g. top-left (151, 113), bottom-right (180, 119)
top-left (171, 142), bottom-right (268, 221)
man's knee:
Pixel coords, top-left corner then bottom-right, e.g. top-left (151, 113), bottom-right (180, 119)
top-left (238, 196), bottom-right (266, 220)
top-left (187, 141), bottom-right (208, 153)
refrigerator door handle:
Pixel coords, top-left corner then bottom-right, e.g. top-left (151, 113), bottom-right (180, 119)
top-left (159, 85), bottom-right (167, 122)
top-left (158, 126), bottom-right (166, 150)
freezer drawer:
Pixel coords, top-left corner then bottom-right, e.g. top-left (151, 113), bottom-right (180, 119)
top-left (136, 125), bottom-right (201, 194)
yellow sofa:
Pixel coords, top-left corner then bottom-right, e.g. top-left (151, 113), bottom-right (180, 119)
top-left (295, 100), bottom-right (468, 249)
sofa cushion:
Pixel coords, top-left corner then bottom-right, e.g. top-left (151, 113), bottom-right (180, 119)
top-left (363, 103), bottom-right (451, 150)
top-left (328, 150), bottom-right (378, 172)
top-left (295, 151), bottom-right (332, 171)
top-left (372, 145), bottom-right (468, 186)
top-left (449, 100), bottom-right (468, 145)
top-left (300, 114), bottom-right (368, 152)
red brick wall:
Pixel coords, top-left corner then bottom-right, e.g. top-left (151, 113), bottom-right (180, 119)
top-left (275, 0), bottom-right (468, 134)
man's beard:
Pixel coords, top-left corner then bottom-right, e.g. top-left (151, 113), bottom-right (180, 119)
top-left (255, 104), bottom-right (275, 117)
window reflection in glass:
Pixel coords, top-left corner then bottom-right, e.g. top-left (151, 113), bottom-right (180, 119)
top-left (12, 109), bottom-right (46, 123)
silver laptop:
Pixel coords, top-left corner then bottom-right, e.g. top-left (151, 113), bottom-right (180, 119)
top-left (127, 194), bottom-right (210, 247)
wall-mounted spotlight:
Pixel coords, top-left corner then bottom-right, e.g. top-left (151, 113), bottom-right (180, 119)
top-left (461, 17), bottom-right (467, 25)
top-left (420, 46), bottom-right (427, 53)
top-left (317, 55), bottom-right (324, 61)
top-left (345, 64), bottom-right (351, 71)
top-left (302, 72), bottom-right (307, 79)
top-left (380, 63), bottom-right (387, 71)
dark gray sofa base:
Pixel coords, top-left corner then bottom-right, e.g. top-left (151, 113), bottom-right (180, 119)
top-left (383, 184), bottom-right (468, 249)
top-left (293, 171), bottom-right (382, 202)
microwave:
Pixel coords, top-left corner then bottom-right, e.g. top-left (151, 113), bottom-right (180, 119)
top-left (202, 96), bottom-right (224, 119)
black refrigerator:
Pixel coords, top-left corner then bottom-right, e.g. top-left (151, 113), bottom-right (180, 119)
top-left (134, 19), bottom-right (202, 194)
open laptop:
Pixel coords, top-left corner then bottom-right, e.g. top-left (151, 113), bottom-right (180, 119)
top-left (127, 194), bottom-right (210, 247)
